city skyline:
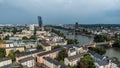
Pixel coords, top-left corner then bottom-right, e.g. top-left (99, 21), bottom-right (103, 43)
top-left (0, 0), bottom-right (120, 24)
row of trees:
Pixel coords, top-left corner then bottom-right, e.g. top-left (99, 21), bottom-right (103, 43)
top-left (66, 38), bottom-right (79, 44)
top-left (113, 33), bottom-right (120, 48)
top-left (94, 34), bottom-right (111, 42)
top-left (113, 39), bottom-right (120, 48)
top-left (53, 45), bottom-right (61, 49)
top-left (52, 29), bottom-right (66, 38)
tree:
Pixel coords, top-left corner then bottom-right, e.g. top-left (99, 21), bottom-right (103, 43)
top-left (29, 35), bottom-right (36, 40)
top-left (22, 36), bottom-right (29, 40)
top-left (78, 54), bottom-right (95, 68)
top-left (113, 39), bottom-right (120, 48)
top-left (8, 50), bottom-right (15, 61)
top-left (4, 35), bottom-right (9, 40)
top-left (8, 50), bottom-right (21, 61)
top-left (94, 34), bottom-right (111, 42)
top-left (89, 47), bottom-right (106, 55)
top-left (14, 50), bottom-right (20, 54)
top-left (66, 38), bottom-right (79, 44)
top-left (37, 45), bottom-right (43, 50)
top-left (112, 57), bottom-right (119, 61)
top-left (12, 29), bottom-right (17, 34)
top-left (57, 49), bottom-right (68, 61)
top-left (0, 48), bottom-right (5, 58)
top-left (53, 45), bottom-right (61, 49)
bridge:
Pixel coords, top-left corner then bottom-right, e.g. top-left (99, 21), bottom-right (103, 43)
top-left (85, 41), bottom-right (114, 48)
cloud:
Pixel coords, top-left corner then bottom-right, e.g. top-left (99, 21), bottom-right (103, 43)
top-left (0, 0), bottom-right (120, 24)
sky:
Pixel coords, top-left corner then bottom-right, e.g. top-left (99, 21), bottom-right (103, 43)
top-left (0, 0), bottom-right (120, 24)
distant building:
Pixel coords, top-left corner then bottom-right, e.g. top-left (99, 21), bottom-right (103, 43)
top-left (38, 16), bottom-right (43, 28)
top-left (38, 16), bottom-right (44, 31)
top-left (0, 57), bottom-right (12, 68)
top-left (29, 24), bottom-right (35, 31)
top-left (75, 22), bottom-right (79, 29)
top-left (74, 22), bottom-right (79, 35)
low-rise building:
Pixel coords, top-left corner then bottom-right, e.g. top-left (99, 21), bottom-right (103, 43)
top-left (37, 48), bottom-right (64, 63)
top-left (73, 45), bottom-right (85, 54)
top-left (68, 48), bottom-right (76, 57)
top-left (16, 49), bottom-right (44, 62)
top-left (43, 57), bottom-right (69, 68)
top-left (0, 57), bottom-right (12, 68)
top-left (6, 46), bottom-right (25, 56)
top-left (40, 40), bottom-right (51, 51)
top-left (89, 51), bottom-right (115, 68)
top-left (4, 40), bottom-right (38, 48)
top-left (18, 56), bottom-right (35, 68)
top-left (64, 55), bottom-right (82, 66)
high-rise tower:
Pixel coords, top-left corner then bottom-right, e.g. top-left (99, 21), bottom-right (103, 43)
top-left (38, 16), bottom-right (42, 28)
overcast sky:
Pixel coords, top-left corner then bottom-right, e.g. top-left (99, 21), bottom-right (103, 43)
top-left (0, 0), bottom-right (120, 24)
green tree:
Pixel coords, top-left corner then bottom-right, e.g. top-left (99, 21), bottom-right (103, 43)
top-left (14, 50), bottom-right (20, 54)
top-left (113, 39), bottom-right (120, 48)
top-left (78, 54), bottom-right (95, 68)
top-left (66, 38), bottom-right (79, 44)
top-left (94, 34), bottom-right (111, 42)
top-left (8, 50), bottom-right (21, 61)
top-left (22, 36), bottom-right (29, 40)
top-left (57, 49), bottom-right (68, 61)
top-left (12, 29), bottom-right (17, 34)
top-left (29, 35), bottom-right (36, 40)
top-left (89, 47), bottom-right (106, 55)
top-left (0, 48), bottom-right (5, 58)
top-left (112, 57), bottom-right (119, 61)
top-left (8, 50), bottom-right (15, 61)
top-left (53, 45), bottom-right (61, 49)
top-left (37, 45), bottom-right (43, 50)
top-left (4, 35), bottom-right (9, 40)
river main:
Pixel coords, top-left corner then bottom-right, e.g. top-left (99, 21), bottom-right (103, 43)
top-left (56, 29), bottom-right (120, 60)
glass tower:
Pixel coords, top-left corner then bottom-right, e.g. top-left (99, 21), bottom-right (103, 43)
top-left (38, 16), bottom-right (42, 28)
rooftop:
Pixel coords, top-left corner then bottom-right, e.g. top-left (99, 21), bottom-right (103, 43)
top-left (37, 48), bottom-right (64, 56)
top-left (0, 57), bottom-right (11, 62)
top-left (16, 49), bottom-right (44, 57)
top-left (43, 57), bottom-right (60, 66)
top-left (1, 64), bottom-right (12, 68)
top-left (18, 56), bottom-right (34, 63)
top-left (96, 60), bottom-right (109, 66)
top-left (67, 54), bottom-right (82, 61)
top-left (43, 57), bottom-right (69, 68)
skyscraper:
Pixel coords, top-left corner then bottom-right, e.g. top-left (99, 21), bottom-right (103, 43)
top-left (38, 16), bottom-right (42, 28)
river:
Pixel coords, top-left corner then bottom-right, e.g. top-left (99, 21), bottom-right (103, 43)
top-left (56, 29), bottom-right (120, 60)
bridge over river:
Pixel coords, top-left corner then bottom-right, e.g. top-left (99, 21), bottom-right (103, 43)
top-left (85, 41), bottom-right (114, 48)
